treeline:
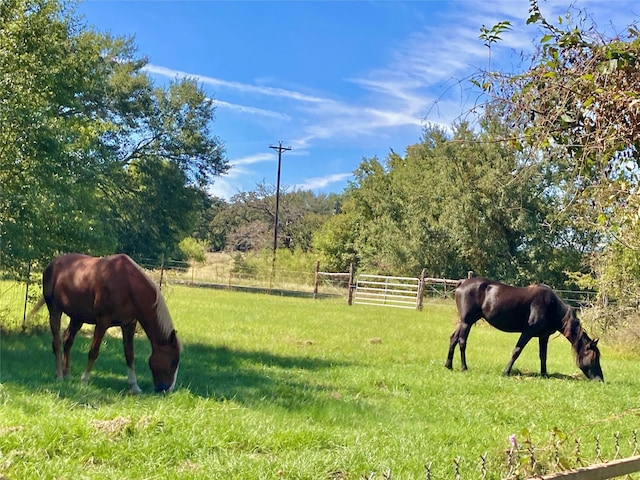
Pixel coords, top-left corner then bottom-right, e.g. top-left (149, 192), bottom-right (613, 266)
top-left (4, 0), bottom-right (640, 309)
top-left (204, 121), bottom-right (592, 290)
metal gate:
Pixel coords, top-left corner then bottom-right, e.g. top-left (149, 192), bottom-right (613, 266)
top-left (353, 274), bottom-right (421, 310)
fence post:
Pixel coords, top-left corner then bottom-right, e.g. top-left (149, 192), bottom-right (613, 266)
top-left (416, 268), bottom-right (426, 310)
top-left (313, 261), bottom-right (320, 299)
top-left (159, 254), bottom-right (165, 290)
top-left (21, 262), bottom-right (31, 330)
top-left (348, 262), bottom-right (355, 306)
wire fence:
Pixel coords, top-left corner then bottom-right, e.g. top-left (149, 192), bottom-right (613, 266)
top-left (0, 258), bottom-right (599, 331)
top-left (361, 429), bottom-right (640, 479)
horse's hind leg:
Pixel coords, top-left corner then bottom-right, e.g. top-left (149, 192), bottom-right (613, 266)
top-left (48, 308), bottom-right (64, 381)
top-left (457, 323), bottom-right (473, 371)
top-left (122, 321), bottom-right (141, 394)
top-left (446, 322), bottom-right (472, 371)
top-left (62, 317), bottom-right (83, 378)
top-left (81, 321), bottom-right (109, 384)
top-left (445, 325), bottom-right (461, 369)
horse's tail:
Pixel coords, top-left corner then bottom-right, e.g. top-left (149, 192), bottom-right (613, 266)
top-left (27, 296), bottom-right (46, 320)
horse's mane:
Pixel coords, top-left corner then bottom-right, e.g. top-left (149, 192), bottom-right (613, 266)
top-left (125, 256), bottom-right (176, 340)
top-left (153, 290), bottom-right (175, 339)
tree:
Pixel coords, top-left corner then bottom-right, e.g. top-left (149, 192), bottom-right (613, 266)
top-left (314, 120), bottom-right (588, 286)
top-left (113, 158), bottom-right (204, 260)
top-left (212, 183), bottom-right (341, 254)
top-left (192, 195), bottom-right (228, 252)
top-left (1, 0), bottom-right (120, 275)
top-left (0, 0), bottom-right (228, 276)
top-left (476, 0), bottom-right (640, 299)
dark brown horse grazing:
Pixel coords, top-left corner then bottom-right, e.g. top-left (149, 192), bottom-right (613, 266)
top-left (445, 277), bottom-right (603, 381)
top-left (30, 253), bottom-right (182, 393)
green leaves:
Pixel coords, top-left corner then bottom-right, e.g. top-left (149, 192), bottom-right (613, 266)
top-left (0, 0), bottom-right (228, 275)
top-left (479, 21), bottom-right (512, 47)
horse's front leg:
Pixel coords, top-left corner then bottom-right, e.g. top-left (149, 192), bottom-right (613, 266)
top-left (82, 321), bottom-right (109, 384)
top-left (62, 317), bottom-right (84, 378)
top-left (504, 332), bottom-right (533, 376)
top-left (122, 321), bottom-right (142, 394)
top-left (538, 335), bottom-right (549, 376)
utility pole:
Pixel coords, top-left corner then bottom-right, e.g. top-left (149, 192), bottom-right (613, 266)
top-left (269, 141), bottom-right (292, 287)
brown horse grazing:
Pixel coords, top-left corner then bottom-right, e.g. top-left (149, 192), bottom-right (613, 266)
top-left (30, 253), bottom-right (182, 393)
top-left (445, 277), bottom-right (603, 381)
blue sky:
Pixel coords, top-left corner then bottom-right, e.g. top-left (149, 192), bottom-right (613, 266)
top-left (77, 1), bottom-right (637, 200)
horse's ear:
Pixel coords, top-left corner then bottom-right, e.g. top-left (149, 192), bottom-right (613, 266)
top-left (593, 338), bottom-right (599, 346)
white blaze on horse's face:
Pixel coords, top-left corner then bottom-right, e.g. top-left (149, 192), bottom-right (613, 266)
top-left (166, 366), bottom-right (179, 393)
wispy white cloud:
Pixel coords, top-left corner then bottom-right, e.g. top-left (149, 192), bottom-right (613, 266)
top-left (294, 173), bottom-right (353, 191)
top-left (232, 153), bottom-right (273, 166)
top-left (208, 176), bottom-right (238, 200)
top-left (151, 0), bottom-right (640, 201)
top-left (211, 99), bottom-right (291, 121)
top-left (144, 64), bottom-right (332, 104)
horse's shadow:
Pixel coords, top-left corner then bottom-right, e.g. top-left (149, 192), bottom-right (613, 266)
top-left (506, 369), bottom-right (579, 381)
top-left (176, 341), bottom-right (353, 408)
top-left (1, 328), bottom-right (357, 410)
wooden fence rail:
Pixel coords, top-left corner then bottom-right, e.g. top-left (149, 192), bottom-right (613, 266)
top-left (519, 455), bottom-right (640, 480)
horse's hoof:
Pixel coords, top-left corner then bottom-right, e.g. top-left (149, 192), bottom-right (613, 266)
top-left (445, 363), bottom-right (452, 370)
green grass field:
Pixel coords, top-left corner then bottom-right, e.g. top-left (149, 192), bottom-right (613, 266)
top-left (1, 285), bottom-right (640, 479)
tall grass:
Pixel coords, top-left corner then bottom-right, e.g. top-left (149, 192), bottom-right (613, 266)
top-left (1, 285), bottom-right (639, 479)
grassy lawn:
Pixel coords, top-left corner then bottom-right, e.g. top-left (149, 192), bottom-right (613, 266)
top-left (1, 285), bottom-right (640, 479)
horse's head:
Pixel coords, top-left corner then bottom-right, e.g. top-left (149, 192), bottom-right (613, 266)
top-left (149, 330), bottom-right (182, 392)
top-left (563, 308), bottom-right (604, 382)
top-left (577, 337), bottom-right (604, 382)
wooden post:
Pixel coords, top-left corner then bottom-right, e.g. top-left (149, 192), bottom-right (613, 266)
top-left (22, 262), bottom-right (31, 330)
top-left (159, 254), bottom-right (165, 290)
top-left (416, 268), bottom-right (426, 310)
top-left (313, 261), bottom-right (320, 300)
top-left (347, 262), bottom-right (355, 306)
top-left (518, 455), bottom-right (640, 480)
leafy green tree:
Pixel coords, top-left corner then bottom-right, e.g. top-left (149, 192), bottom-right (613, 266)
top-left (476, 0), bottom-right (640, 298)
top-left (1, 0), bottom-right (120, 275)
top-left (213, 183), bottom-right (341, 254)
top-left (0, 0), bottom-right (228, 276)
top-left (315, 121), bottom-right (588, 286)
top-left (312, 200), bottom-right (359, 272)
top-left (192, 195), bottom-right (228, 252)
top-left (114, 158), bottom-right (203, 261)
